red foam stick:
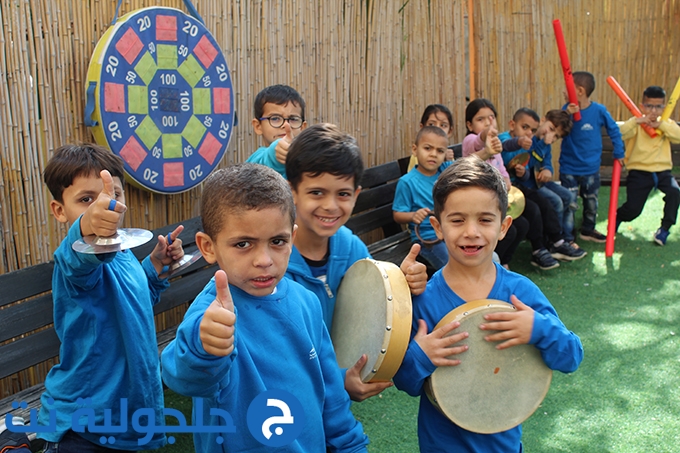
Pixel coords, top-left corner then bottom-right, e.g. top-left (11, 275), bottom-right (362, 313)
top-left (605, 159), bottom-right (622, 257)
top-left (606, 76), bottom-right (658, 138)
top-left (553, 19), bottom-right (581, 121)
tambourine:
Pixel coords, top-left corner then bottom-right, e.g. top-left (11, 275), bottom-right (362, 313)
top-left (424, 299), bottom-right (552, 434)
top-left (414, 211), bottom-right (441, 246)
top-left (507, 186), bottom-right (526, 220)
top-left (506, 152), bottom-right (530, 170)
top-left (331, 259), bottom-right (412, 382)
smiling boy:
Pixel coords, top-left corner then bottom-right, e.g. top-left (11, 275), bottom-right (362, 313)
top-left (161, 163), bottom-right (368, 452)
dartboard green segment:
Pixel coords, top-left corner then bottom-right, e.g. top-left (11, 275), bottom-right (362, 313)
top-left (86, 6), bottom-right (234, 193)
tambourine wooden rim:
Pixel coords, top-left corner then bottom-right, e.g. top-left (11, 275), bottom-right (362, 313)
top-left (425, 299), bottom-right (552, 434)
top-left (331, 259), bottom-right (412, 382)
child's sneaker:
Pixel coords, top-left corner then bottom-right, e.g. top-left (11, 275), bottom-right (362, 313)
top-left (0, 416), bottom-right (30, 451)
top-left (550, 241), bottom-right (587, 261)
top-left (653, 228), bottom-right (670, 246)
top-left (580, 229), bottom-right (607, 243)
top-left (531, 248), bottom-right (560, 270)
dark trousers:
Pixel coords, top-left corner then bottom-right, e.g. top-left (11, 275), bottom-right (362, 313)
top-left (520, 187), bottom-right (564, 246)
top-left (496, 215), bottom-right (529, 265)
top-left (617, 170), bottom-right (680, 231)
top-left (43, 430), bottom-right (137, 453)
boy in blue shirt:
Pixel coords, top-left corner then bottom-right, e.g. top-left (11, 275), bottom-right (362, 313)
top-left (393, 126), bottom-right (452, 270)
top-left (392, 157), bottom-right (583, 452)
top-left (40, 144), bottom-right (185, 452)
top-left (246, 84), bottom-right (307, 178)
top-left (284, 123), bottom-right (428, 402)
top-left (561, 71), bottom-right (625, 243)
top-left (161, 163), bottom-right (368, 453)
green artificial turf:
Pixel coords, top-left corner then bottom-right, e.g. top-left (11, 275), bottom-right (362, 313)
top-left (157, 186), bottom-right (680, 452)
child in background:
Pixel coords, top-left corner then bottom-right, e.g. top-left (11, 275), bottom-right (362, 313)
top-left (392, 157), bottom-right (584, 452)
top-left (461, 98), bottom-right (530, 269)
top-left (616, 85), bottom-right (680, 245)
top-left (40, 144), bottom-right (185, 452)
top-left (161, 164), bottom-right (369, 452)
top-left (503, 109), bottom-right (586, 261)
top-left (394, 126), bottom-right (453, 270)
top-left (561, 71), bottom-right (625, 243)
top-left (246, 84), bottom-right (308, 178)
top-left (284, 123), bottom-right (428, 401)
top-left (408, 104), bottom-right (455, 171)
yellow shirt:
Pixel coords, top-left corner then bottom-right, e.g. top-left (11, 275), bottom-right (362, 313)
top-left (620, 117), bottom-right (680, 172)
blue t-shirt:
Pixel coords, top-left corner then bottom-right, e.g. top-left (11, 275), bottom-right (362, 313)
top-left (161, 277), bottom-right (368, 453)
top-left (393, 162), bottom-right (452, 242)
top-left (39, 217), bottom-right (169, 449)
top-left (393, 264), bottom-right (583, 453)
top-left (560, 101), bottom-right (624, 175)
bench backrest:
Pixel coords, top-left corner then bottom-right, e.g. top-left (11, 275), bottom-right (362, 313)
top-left (0, 217), bottom-right (216, 382)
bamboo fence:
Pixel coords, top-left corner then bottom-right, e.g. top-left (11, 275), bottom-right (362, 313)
top-left (0, 0), bottom-right (679, 397)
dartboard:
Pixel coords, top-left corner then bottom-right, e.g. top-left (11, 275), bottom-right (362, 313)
top-left (85, 7), bottom-right (234, 193)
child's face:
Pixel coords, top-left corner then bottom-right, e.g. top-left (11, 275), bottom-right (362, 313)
top-left (197, 207), bottom-right (296, 297)
top-left (466, 107), bottom-right (497, 135)
top-left (509, 115), bottom-right (538, 139)
top-left (640, 96), bottom-right (665, 118)
top-left (422, 112), bottom-right (452, 137)
top-left (252, 101), bottom-right (307, 146)
top-left (431, 186), bottom-right (511, 269)
top-left (291, 173), bottom-right (360, 240)
top-left (535, 120), bottom-right (560, 145)
top-left (412, 132), bottom-right (449, 176)
top-left (50, 172), bottom-right (125, 226)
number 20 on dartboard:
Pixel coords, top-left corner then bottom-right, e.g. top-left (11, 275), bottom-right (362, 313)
top-left (85, 6), bottom-right (235, 194)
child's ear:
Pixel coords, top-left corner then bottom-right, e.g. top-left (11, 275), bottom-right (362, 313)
top-left (49, 200), bottom-right (69, 224)
top-left (498, 215), bottom-right (513, 241)
top-left (195, 232), bottom-right (217, 264)
top-left (251, 117), bottom-right (264, 136)
top-left (508, 120), bottom-right (515, 130)
top-left (431, 215), bottom-right (444, 241)
top-left (411, 143), bottom-right (418, 156)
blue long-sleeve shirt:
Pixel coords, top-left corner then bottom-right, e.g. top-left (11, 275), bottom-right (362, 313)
top-left (560, 101), bottom-right (625, 175)
top-left (161, 277), bottom-right (368, 453)
top-left (246, 140), bottom-right (287, 178)
top-left (38, 217), bottom-right (169, 449)
top-left (393, 264), bottom-right (583, 452)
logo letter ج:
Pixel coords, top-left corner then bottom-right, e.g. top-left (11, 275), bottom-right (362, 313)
top-left (261, 399), bottom-right (294, 439)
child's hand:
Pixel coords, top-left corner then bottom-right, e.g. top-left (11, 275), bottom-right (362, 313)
top-left (518, 136), bottom-right (532, 150)
top-left (514, 164), bottom-right (526, 178)
top-left (445, 148), bottom-right (454, 161)
top-left (274, 123), bottom-right (294, 164)
top-left (400, 244), bottom-right (428, 296)
top-left (80, 170), bottom-right (127, 238)
top-left (412, 208), bottom-right (432, 225)
top-left (150, 225), bottom-right (185, 274)
top-left (566, 103), bottom-right (580, 116)
top-left (617, 158), bottom-right (625, 167)
top-left (536, 168), bottom-right (553, 183)
top-left (479, 295), bottom-right (534, 349)
top-left (485, 127), bottom-right (502, 156)
top-left (344, 355), bottom-right (393, 401)
top-left (199, 270), bottom-right (237, 357)
top-left (414, 319), bottom-right (469, 367)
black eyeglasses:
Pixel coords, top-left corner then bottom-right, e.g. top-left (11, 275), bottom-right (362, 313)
top-left (258, 115), bottom-right (304, 129)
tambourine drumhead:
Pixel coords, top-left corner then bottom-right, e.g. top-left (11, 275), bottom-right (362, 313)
top-left (507, 186), bottom-right (526, 220)
top-left (425, 299), bottom-right (552, 434)
top-left (331, 259), bottom-right (412, 382)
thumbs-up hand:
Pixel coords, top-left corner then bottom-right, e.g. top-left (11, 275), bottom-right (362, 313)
top-left (485, 127), bottom-right (502, 155)
top-left (80, 170), bottom-right (127, 238)
top-left (200, 270), bottom-right (237, 357)
top-left (274, 122), bottom-right (294, 165)
top-left (150, 224), bottom-right (185, 275)
top-left (400, 243), bottom-right (428, 296)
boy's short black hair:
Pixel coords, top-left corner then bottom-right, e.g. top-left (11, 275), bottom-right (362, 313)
top-left (43, 143), bottom-right (125, 203)
top-left (513, 107), bottom-right (540, 123)
top-left (415, 125), bottom-right (448, 145)
top-left (643, 85), bottom-right (666, 100)
top-left (200, 163), bottom-right (295, 239)
top-left (433, 157), bottom-right (508, 220)
top-left (253, 84), bottom-right (306, 120)
top-left (545, 109), bottom-right (573, 137)
top-left (420, 104), bottom-right (453, 129)
top-left (573, 71), bottom-right (596, 97)
top-left (285, 123), bottom-right (364, 191)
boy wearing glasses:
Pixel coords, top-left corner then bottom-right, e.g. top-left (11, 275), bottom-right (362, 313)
top-left (247, 84), bottom-right (307, 178)
top-left (617, 85), bottom-right (680, 245)
top-left (560, 71), bottom-right (625, 243)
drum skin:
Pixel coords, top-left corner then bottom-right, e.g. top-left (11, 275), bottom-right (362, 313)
top-left (331, 259), bottom-right (412, 382)
top-left (425, 299), bottom-right (552, 434)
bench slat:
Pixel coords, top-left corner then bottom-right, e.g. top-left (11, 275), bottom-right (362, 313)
top-left (153, 263), bottom-right (217, 315)
top-left (352, 182), bottom-right (397, 214)
top-left (0, 262), bottom-right (54, 308)
top-left (345, 204), bottom-right (396, 236)
top-left (0, 329), bottom-right (61, 380)
top-left (132, 216), bottom-right (203, 259)
top-left (360, 161), bottom-right (402, 188)
top-left (0, 294), bottom-right (53, 343)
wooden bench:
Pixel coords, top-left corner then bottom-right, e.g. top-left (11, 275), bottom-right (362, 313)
top-left (0, 216), bottom-right (217, 450)
top-left (600, 126), bottom-right (680, 186)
